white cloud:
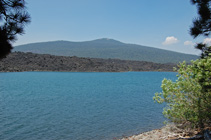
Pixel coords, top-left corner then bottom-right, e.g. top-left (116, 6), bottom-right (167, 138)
top-left (162, 36), bottom-right (179, 45)
top-left (203, 38), bottom-right (211, 46)
top-left (184, 41), bottom-right (195, 46)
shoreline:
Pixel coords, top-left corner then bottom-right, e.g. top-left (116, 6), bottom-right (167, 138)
top-left (119, 124), bottom-right (200, 140)
top-left (0, 52), bottom-right (176, 72)
top-left (0, 70), bottom-right (176, 73)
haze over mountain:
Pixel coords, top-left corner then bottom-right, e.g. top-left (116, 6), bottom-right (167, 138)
top-left (13, 38), bottom-right (198, 63)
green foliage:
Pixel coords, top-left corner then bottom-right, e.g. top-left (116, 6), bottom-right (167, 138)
top-left (153, 56), bottom-right (211, 129)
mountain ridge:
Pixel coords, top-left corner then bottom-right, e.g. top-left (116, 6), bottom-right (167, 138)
top-left (13, 39), bottom-right (198, 63)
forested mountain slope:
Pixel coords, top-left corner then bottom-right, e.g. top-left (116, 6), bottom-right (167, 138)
top-left (13, 38), bottom-right (198, 64)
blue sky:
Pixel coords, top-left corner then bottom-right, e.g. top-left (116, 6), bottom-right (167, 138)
top-left (14, 0), bottom-right (210, 55)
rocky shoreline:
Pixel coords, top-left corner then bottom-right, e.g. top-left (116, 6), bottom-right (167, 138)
top-left (119, 124), bottom-right (206, 140)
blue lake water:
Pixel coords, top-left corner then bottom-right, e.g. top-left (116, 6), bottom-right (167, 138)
top-left (0, 72), bottom-right (176, 140)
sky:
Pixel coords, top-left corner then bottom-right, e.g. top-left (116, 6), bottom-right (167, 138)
top-left (14, 0), bottom-right (211, 55)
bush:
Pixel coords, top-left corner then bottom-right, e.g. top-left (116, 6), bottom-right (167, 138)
top-left (153, 56), bottom-right (211, 129)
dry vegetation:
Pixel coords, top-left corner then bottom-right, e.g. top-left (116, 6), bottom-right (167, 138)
top-left (0, 52), bottom-right (176, 72)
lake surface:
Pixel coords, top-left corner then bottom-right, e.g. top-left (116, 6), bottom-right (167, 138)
top-left (0, 72), bottom-right (176, 140)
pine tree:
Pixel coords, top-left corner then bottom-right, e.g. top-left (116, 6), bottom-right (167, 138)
top-left (154, 0), bottom-right (211, 131)
top-left (0, 0), bottom-right (30, 59)
top-left (190, 0), bottom-right (211, 58)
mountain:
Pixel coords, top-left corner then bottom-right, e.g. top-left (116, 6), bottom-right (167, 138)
top-left (0, 52), bottom-right (176, 72)
top-left (13, 38), bottom-right (198, 63)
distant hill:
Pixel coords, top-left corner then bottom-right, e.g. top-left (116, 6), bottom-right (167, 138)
top-left (0, 52), bottom-right (176, 72)
top-left (13, 38), bottom-right (198, 63)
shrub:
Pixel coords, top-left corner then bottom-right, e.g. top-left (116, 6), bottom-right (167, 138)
top-left (153, 55), bottom-right (211, 129)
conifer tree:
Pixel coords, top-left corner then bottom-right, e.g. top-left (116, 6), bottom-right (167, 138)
top-left (191, 1), bottom-right (211, 129)
top-left (190, 0), bottom-right (211, 58)
top-left (0, 0), bottom-right (30, 59)
top-left (154, 0), bottom-right (211, 130)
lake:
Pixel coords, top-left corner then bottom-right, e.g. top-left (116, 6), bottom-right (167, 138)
top-left (0, 72), bottom-right (176, 140)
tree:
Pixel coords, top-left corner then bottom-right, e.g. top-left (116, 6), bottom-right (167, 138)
top-left (190, 0), bottom-right (211, 38)
top-left (190, 1), bottom-right (211, 129)
top-left (190, 0), bottom-right (211, 58)
top-left (154, 0), bottom-right (211, 130)
top-left (153, 57), bottom-right (211, 129)
top-left (0, 0), bottom-right (30, 59)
